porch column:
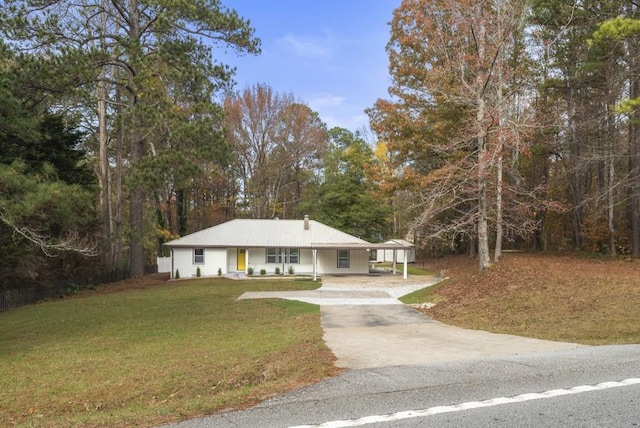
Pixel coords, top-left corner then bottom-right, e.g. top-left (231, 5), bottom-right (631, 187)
top-left (312, 249), bottom-right (317, 281)
top-left (392, 249), bottom-right (397, 275)
top-left (403, 249), bottom-right (408, 279)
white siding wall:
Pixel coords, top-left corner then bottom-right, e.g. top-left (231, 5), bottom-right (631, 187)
top-left (205, 248), bottom-right (228, 276)
top-left (172, 247), bottom-right (371, 278)
top-left (317, 249), bottom-right (369, 275)
top-left (172, 248), bottom-right (191, 278)
top-left (227, 248), bottom-right (237, 272)
top-left (377, 249), bottom-right (414, 263)
top-left (171, 248), bottom-right (227, 278)
top-left (245, 248), bottom-right (314, 275)
top-left (297, 248), bottom-right (314, 274)
top-left (246, 248), bottom-right (265, 273)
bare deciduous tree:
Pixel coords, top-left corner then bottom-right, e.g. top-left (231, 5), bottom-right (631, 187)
top-left (224, 83), bottom-right (328, 219)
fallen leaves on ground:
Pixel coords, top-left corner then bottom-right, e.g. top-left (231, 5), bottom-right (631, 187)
top-left (417, 252), bottom-right (640, 345)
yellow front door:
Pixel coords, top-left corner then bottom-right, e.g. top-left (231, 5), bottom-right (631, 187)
top-left (237, 249), bottom-right (246, 271)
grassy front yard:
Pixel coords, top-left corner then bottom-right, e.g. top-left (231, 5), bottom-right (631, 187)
top-left (0, 277), bottom-right (336, 427)
top-left (4, 253), bottom-right (640, 427)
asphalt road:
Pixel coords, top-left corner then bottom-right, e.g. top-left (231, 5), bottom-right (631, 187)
top-left (163, 345), bottom-right (640, 428)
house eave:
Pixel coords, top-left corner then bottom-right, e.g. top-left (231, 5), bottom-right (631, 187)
top-left (311, 243), bottom-right (413, 250)
top-left (164, 243), bottom-right (414, 250)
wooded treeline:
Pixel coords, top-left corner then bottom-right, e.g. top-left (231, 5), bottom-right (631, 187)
top-left (369, 0), bottom-right (640, 269)
top-left (1, 0), bottom-right (640, 288)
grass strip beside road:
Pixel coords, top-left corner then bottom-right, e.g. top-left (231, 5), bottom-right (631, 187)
top-left (0, 277), bottom-right (336, 427)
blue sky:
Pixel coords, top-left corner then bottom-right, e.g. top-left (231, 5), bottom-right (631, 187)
top-left (215, 0), bottom-right (400, 132)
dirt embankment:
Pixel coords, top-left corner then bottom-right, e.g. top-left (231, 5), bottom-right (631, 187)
top-left (416, 253), bottom-right (640, 345)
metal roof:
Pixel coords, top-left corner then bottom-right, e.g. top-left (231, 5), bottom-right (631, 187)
top-left (163, 219), bottom-right (378, 249)
top-left (384, 239), bottom-right (415, 248)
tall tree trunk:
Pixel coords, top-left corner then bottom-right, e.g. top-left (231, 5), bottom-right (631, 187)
top-left (605, 61), bottom-right (617, 257)
top-left (155, 192), bottom-right (167, 255)
top-left (495, 151), bottom-right (503, 262)
top-left (475, 10), bottom-right (490, 271)
top-left (129, 126), bottom-right (145, 276)
top-left (494, 49), bottom-right (506, 263)
top-left (97, 74), bottom-right (112, 269)
top-left (127, 0), bottom-right (145, 277)
top-left (477, 96), bottom-right (490, 270)
top-left (177, 188), bottom-right (187, 236)
top-left (94, 0), bottom-right (113, 270)
top-left (114, 82), bottom-right (124, 268)
top-left (469, 236), bottom-right (476, 258)
top-left (566, 82), bottom-right (584, 250)
top-left (608, 149), bottom-right (616, 256)
top-left (630, 41), bottom-right (640, 258)
top-left (630, 119), bottom-right (640, 258)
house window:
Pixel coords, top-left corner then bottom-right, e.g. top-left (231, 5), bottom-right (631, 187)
top-left (337, 250), bottom-right (349, 268)
top-left (369, 250), bottom-right (377, 261)
top-left (266, 248), bottom-right (281, 264)
top-left (194, 248), bottom-right (205, 264)
top-left (286, 248), bottom-right (299, 264)
top-left (266, 248), bottom-right (300, 264)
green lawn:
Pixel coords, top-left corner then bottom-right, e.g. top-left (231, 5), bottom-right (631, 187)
top-left (0, 277), bottom-right (335, 427)
top-left (398, 279), bottom-right (447, 305)
top-left (7, 254), bottom-right (634, 427)
top-left (375, 262), bottom-right (435, 276)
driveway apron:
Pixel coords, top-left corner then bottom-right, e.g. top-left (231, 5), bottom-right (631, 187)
top-left (238, 275), bottom-right (585, 369)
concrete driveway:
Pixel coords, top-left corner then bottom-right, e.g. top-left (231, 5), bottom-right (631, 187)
top-left (238, 274), bottom-right (585, 369)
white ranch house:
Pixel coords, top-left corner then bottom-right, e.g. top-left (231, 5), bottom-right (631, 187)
top-left (162, 216), bottom-right (414, 280)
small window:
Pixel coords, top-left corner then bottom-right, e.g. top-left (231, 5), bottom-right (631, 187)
top-left (337, 250), bottom-right (349, 268)
top-left (369, 249), bottom-right (377, 261)
top-left (266, 248), bottom-right (281, 264)
top-left (266, 248), bottom-right (300, 264)
top-left (194, 248), bottom-right (204, 264)
top-left (287, 248), bottom-right (299, 264)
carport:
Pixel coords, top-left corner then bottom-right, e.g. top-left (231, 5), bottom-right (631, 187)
top-left (311, 241), bottom-right (415, 280)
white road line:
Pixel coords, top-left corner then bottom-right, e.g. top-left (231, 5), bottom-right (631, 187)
top-left (289, 378), bottom-right (640, 428)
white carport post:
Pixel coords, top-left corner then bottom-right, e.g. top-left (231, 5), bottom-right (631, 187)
top-left (392, 249), bottom-right (397, 275)
top-left (312, 249), bottom-right (317, 281)
top-left (403, 249), bottom-right (408, 279)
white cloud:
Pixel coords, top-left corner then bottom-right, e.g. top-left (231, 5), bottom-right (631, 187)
top-left (305, 92), bottom-right (372, 131)
top-left (329, 113), bottom-right (370, 132)
top-left (278, 30), bottom-right (334, 59)
top-left (309, 93), bottom-right (346, 109)
top-left (315, 109), bottom-right (370, 132)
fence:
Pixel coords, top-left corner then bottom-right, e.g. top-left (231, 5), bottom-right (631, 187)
top-left (157, 256), bottom-right (172, 273)
top-left (0, 265), bottom-right (158, 313)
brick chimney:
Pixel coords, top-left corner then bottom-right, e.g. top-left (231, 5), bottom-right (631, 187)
top-left (304, 215), bottom-right (309, 230)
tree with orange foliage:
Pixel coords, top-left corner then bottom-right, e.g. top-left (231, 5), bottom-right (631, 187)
top-left (369, 0), bottom-right (534, 269)
top-left (224, 84), bottom-right (328, 219)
